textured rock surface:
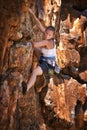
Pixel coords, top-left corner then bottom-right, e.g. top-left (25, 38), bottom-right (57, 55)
top-left (0, 0), bottom-right (87, 130)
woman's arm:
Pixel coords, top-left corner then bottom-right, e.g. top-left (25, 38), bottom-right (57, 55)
top-left (29, 8), bottom-right (45, 33)
top-left (33, 40), bottom-right (49, 48)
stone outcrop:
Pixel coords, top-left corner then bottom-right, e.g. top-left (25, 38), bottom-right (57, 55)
top-left (0, 0), bottom-right (87, 130)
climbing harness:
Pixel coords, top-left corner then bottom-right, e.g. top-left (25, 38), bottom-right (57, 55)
top-left (39, 55), bottom-right (60, 76)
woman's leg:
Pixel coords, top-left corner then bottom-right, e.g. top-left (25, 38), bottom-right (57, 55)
top-left (27, 66), bottom-right (43, 91)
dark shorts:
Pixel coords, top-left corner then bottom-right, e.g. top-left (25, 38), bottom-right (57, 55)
top-left (39, 62), bottom-right (49, 75)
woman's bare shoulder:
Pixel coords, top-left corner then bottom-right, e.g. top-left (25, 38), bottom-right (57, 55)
top-left (47, 39), bottom-right (54, 49)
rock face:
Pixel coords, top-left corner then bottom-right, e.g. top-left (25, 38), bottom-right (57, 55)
top-left (0, 0), bottom-right (87, 130)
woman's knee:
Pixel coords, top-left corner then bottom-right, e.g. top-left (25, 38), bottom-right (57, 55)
top-left (33, 66), bottom-right (43, 75)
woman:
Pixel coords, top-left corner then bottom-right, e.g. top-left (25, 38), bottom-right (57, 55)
top-left (22, 8), bottom-right (60, 94)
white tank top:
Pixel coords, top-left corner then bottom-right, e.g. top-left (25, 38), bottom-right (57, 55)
top-left (41, 46), bottom-right (56, 58)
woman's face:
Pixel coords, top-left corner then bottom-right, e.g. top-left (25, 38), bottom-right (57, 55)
top-left (44, 30), bottom-right (54, 40)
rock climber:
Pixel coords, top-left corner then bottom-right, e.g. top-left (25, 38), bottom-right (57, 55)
top-left (22, 8), bottom-right (60, 95)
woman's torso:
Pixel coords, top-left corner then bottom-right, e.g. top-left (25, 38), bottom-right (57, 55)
top-left (41, 38), bottom-right (56, 58)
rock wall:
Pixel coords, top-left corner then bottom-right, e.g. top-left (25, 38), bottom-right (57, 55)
top-left (0, 0), bottom-right (87, 130)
